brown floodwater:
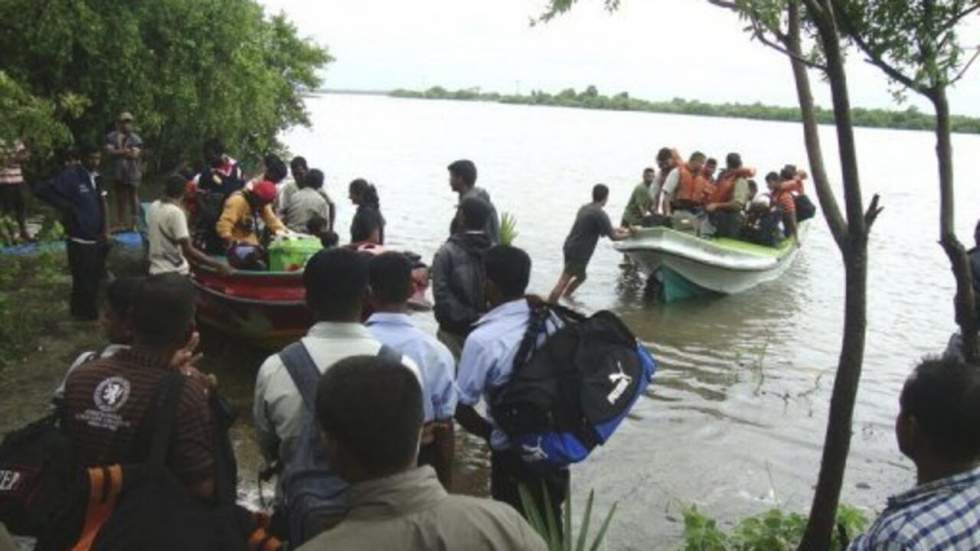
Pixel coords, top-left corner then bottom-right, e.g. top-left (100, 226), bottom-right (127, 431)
top-left (6, 93), bottom-right (980, 550)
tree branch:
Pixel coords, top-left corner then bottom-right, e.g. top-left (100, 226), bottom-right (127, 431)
top-left (830, 0), bottom-right (929, 94)
top-left (951, 46), bottom-right (980, 85)
top-left (706, 0), bottom-right (828, 71)
top-left (864, 193), bottom-right (883, 229)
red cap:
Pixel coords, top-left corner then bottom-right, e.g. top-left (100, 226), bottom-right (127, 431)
top-left (252, 180), bottom-right (277, 203)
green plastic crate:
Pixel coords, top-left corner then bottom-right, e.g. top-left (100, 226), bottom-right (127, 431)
top-left (268, 235), bottom-right (322, 272)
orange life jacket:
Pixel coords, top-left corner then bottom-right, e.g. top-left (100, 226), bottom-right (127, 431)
top-left (709, 167), bottom-right (755, 204)
top-left (674, 164), bottom-right (707, 204)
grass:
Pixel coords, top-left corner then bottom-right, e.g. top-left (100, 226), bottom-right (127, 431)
top-left (518, 482), bottom-right (618, 551)
top-left (0, 251), bottom-right (72, 370)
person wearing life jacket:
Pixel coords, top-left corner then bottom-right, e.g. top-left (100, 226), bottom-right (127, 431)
top-left (767, 171), bottom-right (799, 244)
top-left (662, 149), bottom-right (708, 215)
top-left (705, 153), bottom-right (756, 238)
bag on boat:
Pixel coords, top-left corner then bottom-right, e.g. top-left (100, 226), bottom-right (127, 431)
top-left (490, 301), bottom-right (656, 470)
top-left (794, 194), bottom-right (816, 222)
top-left (277, 342), bottom-right (402, 546)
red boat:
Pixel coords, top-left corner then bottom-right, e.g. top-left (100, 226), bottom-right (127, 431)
top-left (191, 247), bottom-right (431, 351)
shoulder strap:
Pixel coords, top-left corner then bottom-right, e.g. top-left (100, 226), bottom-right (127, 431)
top-left (147, 372), bottom-right (186, 469)
top-left (377, 344), bottom-right (402, 364)
top-left (279, 342), bottom-right (320, 411)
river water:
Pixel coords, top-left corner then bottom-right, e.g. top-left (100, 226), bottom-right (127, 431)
top-left (8, 93), bottom-right (976, 550)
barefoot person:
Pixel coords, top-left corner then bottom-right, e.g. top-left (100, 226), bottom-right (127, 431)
top-left (548, 184), bottom-right (631, 303)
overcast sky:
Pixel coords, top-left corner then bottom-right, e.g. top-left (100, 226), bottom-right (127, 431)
top-left (260, 0), bottom-right (980, 115)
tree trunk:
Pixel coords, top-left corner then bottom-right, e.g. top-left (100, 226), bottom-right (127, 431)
top-left (798, 1), bottom-right (872, 549)
top-left (931, 86), bottom-right (978, 362)
top-left (785, 0), bottom-right (846, 247)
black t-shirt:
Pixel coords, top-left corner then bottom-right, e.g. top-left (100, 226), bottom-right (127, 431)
top-left (563, 203), bottom-right (614, 262)
top-left (351, 205), bottom-right (385, 244)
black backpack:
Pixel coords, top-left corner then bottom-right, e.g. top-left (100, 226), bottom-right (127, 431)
top-left (794, 194), bottom-right (817, 222)
top-left (489, 302), bottom-right (656, 469)
top-left (0, 415), bottom-right (86, 550)
top-left (89, 374), bottom-right (271, 551)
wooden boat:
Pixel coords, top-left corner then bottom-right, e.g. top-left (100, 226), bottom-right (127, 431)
top-left (191, 245), bottom-right (432, 350)
top-left (613, 223), bottom-right (808, 302)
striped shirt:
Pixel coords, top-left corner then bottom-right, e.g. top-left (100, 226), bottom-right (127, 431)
top-left (849, 467), bottom-right (980, 550)
top-left (0, 142), bottom-right (25, 186)
top-left (63, 349), bottom-right (215, 484)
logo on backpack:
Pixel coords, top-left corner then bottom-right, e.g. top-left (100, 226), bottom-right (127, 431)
top-left (94, 376), bottom-right (131, 412)
top-left (607, 362), bottom-right (632, 404)
top-left (521, 438), bottom-right (549, 463)
top-left (0, 469), bottom-right (24, 493)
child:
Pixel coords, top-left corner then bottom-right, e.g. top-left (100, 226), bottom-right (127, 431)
top-left (307, 214), bottom-right (339, 249)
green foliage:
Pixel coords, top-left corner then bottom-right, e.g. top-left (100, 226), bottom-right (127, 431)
top-left (519, 484), bottom-right (618, 551)
top-left (0, 252), bottom-right (69, 370)
top-left (499, 212), bottom-right (519, 246)
top-left (681, 505), bottom-right (868, 550)
top-left (390, 85), bottom-right (980, 134)
top-left (0, 72), bottom-right (72, 165)
top-left (0, 0), bottom-right (331, 173)
top-left (836, 0), bottom-right (979, 94)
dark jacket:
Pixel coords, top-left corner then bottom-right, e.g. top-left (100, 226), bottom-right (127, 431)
top-left (432, 231), bottom-right (493, 335)
top-left (34, 165), bottom-right (107, 241)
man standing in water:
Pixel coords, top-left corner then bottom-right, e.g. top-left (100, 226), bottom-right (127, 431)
top-left (105, 112), bottom-right (143, 230)
top-left (448, 159), bottom-right (500, 244)
top-left (548, 184), bottom-right (631, 303)
top-left (850, 357), bottom-right (980, 549)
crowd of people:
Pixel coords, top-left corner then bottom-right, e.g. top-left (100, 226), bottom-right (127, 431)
top-left (2, 114), bottom-right (979, 551)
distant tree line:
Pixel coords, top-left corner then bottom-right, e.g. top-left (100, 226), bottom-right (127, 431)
top-left (390, 85), bottom-right (980, 134)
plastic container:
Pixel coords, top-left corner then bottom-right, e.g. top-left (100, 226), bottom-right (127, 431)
top-left (268, 234), bottom-right (322, 272)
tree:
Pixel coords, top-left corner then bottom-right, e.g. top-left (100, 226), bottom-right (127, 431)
top-left (539, 1), bottom-right (882, 549)
top-left (832, 0), bottom-right (980, 362)
top-left (0, 0), bottom-right (331, 175)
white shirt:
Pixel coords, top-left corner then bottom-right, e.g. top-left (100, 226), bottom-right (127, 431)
top-left (281, 187), bottom-right (330, 233)
top-left (146, 200), bottom-right (190, 275)
top-left (456, 300), bottom-right (558, 450)
top-left (661, 168), bottom-right (681, 202)
top-left (253, 322), bottom-right (420, 461)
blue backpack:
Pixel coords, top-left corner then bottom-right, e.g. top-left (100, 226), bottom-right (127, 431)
top-left (277, 342), bottom-right (400, 546)
top-left (490, 303), bottom-right (655, 470)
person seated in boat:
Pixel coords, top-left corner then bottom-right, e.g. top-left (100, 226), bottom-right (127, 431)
top-left (349, 178), bottom-right (386, 245)
top-left (548, 184), bottom-right (632, 303)
top-left (278, 157), bottom-right (337, 232)
top-left (148, 175), bottom-right (233, 276)
top-left (216, 179), bottom-right (286, 253)
top-left (767, 171), bottom-right (799, 244)
top-left (621, 167), bottom-right (656, 227)
top-left (193, 139), bottom-right (247, 254)
top-left (705, 153), bottom-right (755, 238)
top-left (661, 150), bottom-right (709, 216)
top-left (281, 169), bottom-right (330, 234)
top-left (703, 157), bottom-right (718, 184)
top-left (650, 147), bottom-right (675, 216)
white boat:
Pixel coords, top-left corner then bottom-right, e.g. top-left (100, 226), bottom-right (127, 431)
top-left (613, 223), bottom-right (808, 302)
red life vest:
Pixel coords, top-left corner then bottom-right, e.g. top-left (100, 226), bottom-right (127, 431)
top-left (675, 164), bottom-right (707, 204)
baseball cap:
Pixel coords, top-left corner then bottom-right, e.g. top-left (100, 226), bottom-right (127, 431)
top-left (252, 180), bottom-right (278, 203)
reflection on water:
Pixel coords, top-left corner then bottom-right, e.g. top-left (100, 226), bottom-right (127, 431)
top-left (213, 94), bottom-right (979, 549)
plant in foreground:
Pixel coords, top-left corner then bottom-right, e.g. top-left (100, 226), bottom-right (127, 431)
top-left (499, 212), bottom-right (519, 246)
top-left (682, 504), bottom-right (867, 551)
top-left (519, 483), bottom-right (618, 551)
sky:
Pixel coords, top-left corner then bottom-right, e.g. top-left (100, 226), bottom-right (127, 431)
top-left (260, 0), bottom-right (980, 115)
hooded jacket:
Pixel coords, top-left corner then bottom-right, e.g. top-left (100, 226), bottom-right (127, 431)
top-left (431, 231), bottom-right (493, 335)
